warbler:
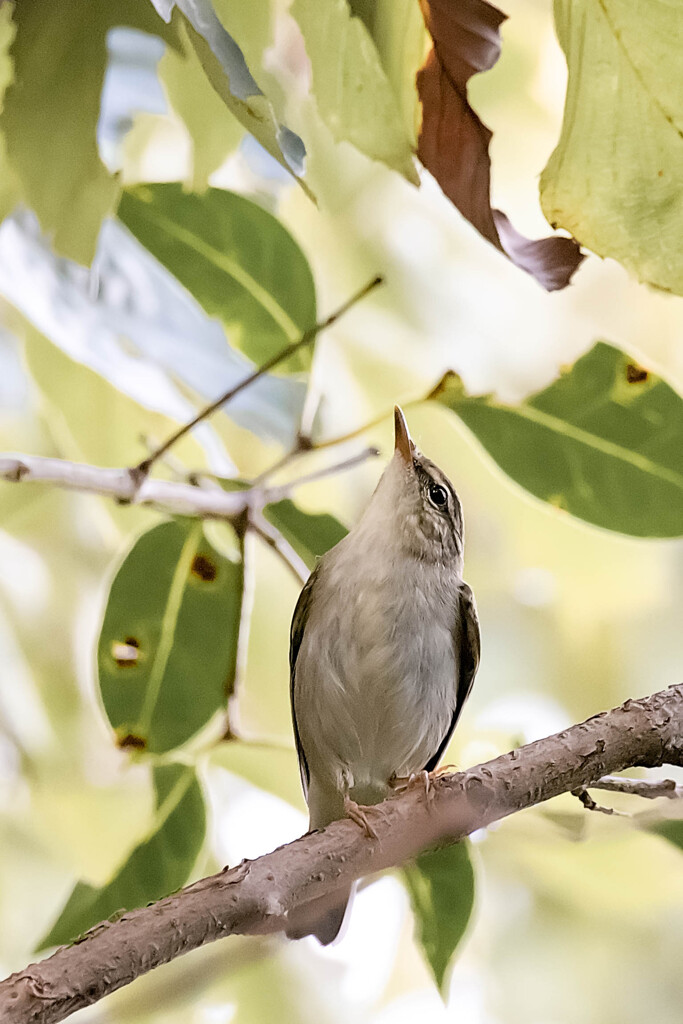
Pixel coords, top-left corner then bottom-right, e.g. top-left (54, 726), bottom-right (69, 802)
top-left (288, 406), bottom-right (480, 943)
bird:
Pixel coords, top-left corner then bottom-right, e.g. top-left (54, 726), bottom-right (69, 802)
top-left (288, 406), bottom-right (480, 944)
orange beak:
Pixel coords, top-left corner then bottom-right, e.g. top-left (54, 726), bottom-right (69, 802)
top-left (394, 405), bottom-right (414, 464)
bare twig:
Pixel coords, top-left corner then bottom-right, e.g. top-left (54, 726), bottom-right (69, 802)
top-left (591, 775), bottom-right (683, 800)
top-left (249, 511), bottom-right (309, 584)
top-left (2, 684), bottom-right (682, 1024)
top-left (0, 446), bottom-right (379, 524)
top-left (571, 788), bottom-right (627, 816)
top-left (132, 276), bottom-right (384, 481)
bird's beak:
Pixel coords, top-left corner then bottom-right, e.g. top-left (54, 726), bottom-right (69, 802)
top-left (394, 405), bottom-right (414, 464)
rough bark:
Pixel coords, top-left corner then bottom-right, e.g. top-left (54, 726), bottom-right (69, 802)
top-left (2, 683), bottom-right (682, 1024)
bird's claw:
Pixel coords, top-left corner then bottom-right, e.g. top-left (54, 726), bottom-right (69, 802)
top-left (343, 795), bottom-right (379, 840)
top-left (390, 770), bottom-right (433, 803)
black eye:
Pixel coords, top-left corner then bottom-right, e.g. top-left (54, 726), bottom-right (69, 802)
top-left (428, 483), bottom-right (448, 508)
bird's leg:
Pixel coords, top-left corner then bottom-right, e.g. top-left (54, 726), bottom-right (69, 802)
top-left (343, 794), bottom-right (379, 840)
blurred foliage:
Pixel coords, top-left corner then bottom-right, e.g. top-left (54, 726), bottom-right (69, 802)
top-left (541, 0), bottom-right (683, 295)
top-left (40, 765), bottom-right (205, 950)
top-left (0, 0), bottom-right (682, 1021)
top-left (431, 341), bottom-right (683, 536)
top-left (403, 841), bottom-right (476, 992)
top-left (118, 184), bottom-right (317, 369)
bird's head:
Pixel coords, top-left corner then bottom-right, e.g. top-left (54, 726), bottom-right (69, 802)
top-left (364, 406), bottom-right (464, 567)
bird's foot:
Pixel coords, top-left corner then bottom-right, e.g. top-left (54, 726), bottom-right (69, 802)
top-left (343, 794), bottom-right (379, 840)
top-left (389, 770), bottom-right (432, 802)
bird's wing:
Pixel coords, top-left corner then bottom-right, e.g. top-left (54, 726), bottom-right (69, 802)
top-left (289, 563), bottom-right (322, 797)
top-left (424, 581), bottom-right (480, 773)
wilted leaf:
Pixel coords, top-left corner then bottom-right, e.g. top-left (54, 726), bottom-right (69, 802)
top-left (118, 184), bottom-right (317, 370)
top-left (0, 0), bottom-right (174, 264)
top-left (291, 0), bottom-right (418, 182)
top-left (430, 342), bottom-right (683, 537)
top-left (263, 499), bottom-right (347, 570)
top-left (38, 764), bottom-right (205, 949)
top-left (98, 520), bottom-right (243, 754)
top-left (540, 0), bottom-right (683, 295)
top-left (416, 0), bottom-right (584, 291)
top-left (402, 841), bottom-right (475, 992)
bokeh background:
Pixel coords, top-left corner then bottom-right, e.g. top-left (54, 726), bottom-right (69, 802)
top-left (1, 1), bottom-right (682, 1022)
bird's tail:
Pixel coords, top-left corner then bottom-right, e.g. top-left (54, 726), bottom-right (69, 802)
top-left (286, 884), bottom-right (355, 945)
top-left (286, 783), bottom-right (353, 944)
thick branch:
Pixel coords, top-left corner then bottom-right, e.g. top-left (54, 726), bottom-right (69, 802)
top-left (2, 684), bottom-right (682, 1023)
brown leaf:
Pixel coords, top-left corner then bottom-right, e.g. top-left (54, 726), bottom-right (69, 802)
top-left (417, 0), bottom-right (584, 291)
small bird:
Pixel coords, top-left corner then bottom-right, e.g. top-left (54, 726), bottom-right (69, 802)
top-left (288, 406), bottom-right (480, 944)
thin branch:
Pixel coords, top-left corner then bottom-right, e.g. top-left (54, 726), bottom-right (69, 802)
top-left (0, 446), bottom-right (379, 523)
top-left (248, 511), bottom-right (309, 584)
top-left (591, 775), bottom-right (683, 800)
top-left (571, 788), bottom-right (627, 816)
top-left (132, 276), bottom-right (384, 481)
top-left (0, 455), bottom-right (250, 519)
top-left (2, 683), bottom-right (682, 1024)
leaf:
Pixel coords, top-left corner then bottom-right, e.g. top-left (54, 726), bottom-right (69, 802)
top-left (291, 0), bottom-right (418, 182)
top-left (0, 213), bottom-right (306, 449)
top-left (0, 0), bottom-right (174, 264)
top-left (347, 0), bottom-right (427, 148)
top-left (159, 14), bottom-right (244, 190)
top-left (118, 184), bottom-right (317, 370)
top-left (98, 520), bottom-right (243, 754)
top-left (652, 819), bottom-right (683, 851)
top-left (430, 342), bottom-right (683, 537)
top-left (38, 765), bottom-right (205, 950)
top-left (402, 841), bottom-right (476, 992)
top-left (416, 0), bottom-right (584, 291)
top-left (540, 0), bottom-right (683, 295)
top-left (176, 6), bottom-right (311, 194)
top-left (263, 499), bottom-right (348, 570)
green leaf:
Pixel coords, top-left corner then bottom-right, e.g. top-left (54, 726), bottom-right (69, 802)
top-left (158, 14), bottom-right (245, 190)
top-left (652, 819), bottom-right (683, 851)
top-left (263, 499), bottom-right (348, 569)
top-left (291, 0), bottom-right (418, 182)
top-left (0, 0), bottom-right (174, 264)
top-left (182, 12), bottom-right (312, 197)
top-left (38, 764), bottom-right (205, 950)
top-left (118, 184), bottom-right (317, 370)
top-left (402, 841), bottom-right (476, 993)
top-left (98, 520), bottom-right (243, 754)
top-left (540, 0), bottom-right (683, 294)
top-left (430, 342), bottom-right (683, 537)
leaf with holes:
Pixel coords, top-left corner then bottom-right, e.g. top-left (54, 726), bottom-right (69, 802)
top-left (402, 841), bottom-right (476, 992)
top-left (430, 342), bottom-right (683, 537)
top-left (38, 764), bottom-right (205, 949)
top-left (117, 184), bottom-right (316, 370)
top-left (98, 519), bottom-right (243, 754)
top-left (263, 499), bottom-right (347, 570)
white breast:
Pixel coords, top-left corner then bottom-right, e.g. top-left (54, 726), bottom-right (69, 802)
top-left (293, 520), bottom-right (462, 806)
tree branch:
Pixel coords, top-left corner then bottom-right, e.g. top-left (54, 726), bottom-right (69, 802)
top-left (132, 275), bottom-right (384, 479)
top-left (2, 684), bottom-right (682, 1024)
top-left (0, 447), bottom-right (378, 523)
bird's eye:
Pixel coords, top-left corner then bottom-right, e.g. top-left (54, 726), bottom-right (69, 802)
top-left (428, 483), bottom-right (448, 508)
